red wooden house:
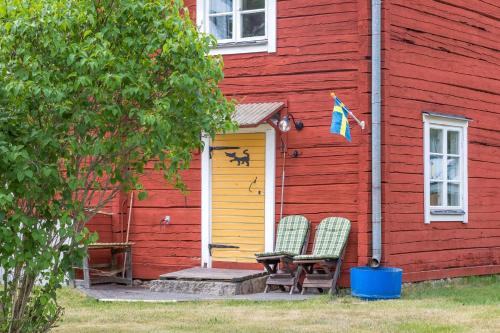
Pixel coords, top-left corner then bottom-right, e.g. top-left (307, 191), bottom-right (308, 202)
top-left (89, 0), bottom-right (500, 285)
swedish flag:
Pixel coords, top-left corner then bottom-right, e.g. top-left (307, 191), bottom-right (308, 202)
top-left (330, 93), bottom-right (352, 142)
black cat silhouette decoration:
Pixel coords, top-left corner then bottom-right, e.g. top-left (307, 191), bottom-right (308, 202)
top-left (225, 149), bottom-right (250, 167)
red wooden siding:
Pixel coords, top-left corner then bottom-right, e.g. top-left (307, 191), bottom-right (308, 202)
top-left (85, 213), bottom-right (113, 271)
top-left (382, 0), bottom-right (500, 281)
top-left (124, 158), bottom-right (203, 279)
top-left (209, 0), bottom-right (371, 286)
top-left (91, 0), bottom-right (371, 286)
top-left (85, 0), bottom-right (500, 285)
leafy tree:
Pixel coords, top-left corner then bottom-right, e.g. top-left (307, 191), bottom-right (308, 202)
top-left (0, 0), bottom-right (234, 331)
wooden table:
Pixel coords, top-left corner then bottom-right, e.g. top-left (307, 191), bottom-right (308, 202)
top-left (82, 242), bottom-right (133, 288)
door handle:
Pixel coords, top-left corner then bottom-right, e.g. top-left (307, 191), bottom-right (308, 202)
top-left (209, 243), bottom-right (240, 256)
top-left (248, 177), bottom-right (258, 192)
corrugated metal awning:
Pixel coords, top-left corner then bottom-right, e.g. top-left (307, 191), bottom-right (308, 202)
top-left (232, 102), bottom-right (284, 127)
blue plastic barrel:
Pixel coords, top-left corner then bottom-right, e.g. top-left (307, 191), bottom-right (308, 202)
top-left (350, 266), bottom-right (403, 300)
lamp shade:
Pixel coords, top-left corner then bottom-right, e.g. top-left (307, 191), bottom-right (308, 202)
top-left (278, 116), bottom-right (291, 132)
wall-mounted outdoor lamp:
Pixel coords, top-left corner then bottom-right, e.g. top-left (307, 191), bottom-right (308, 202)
top-left (278, 114), bottom-right (304, 132)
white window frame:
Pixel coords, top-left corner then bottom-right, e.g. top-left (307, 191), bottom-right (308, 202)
top-left (196, 0), bottom-right (277, 55)
top-left (423, 113), bottom-right (469, 224)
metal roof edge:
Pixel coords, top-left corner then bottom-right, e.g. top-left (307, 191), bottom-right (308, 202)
top-left (422, 111), bottom-right (473, 122)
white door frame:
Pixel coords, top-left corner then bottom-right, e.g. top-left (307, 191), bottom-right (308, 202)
top-left (201, 124), bottom-right (276, 268)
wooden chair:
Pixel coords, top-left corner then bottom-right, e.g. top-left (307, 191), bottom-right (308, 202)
top-left (255, 215), bottom-right (310, 294)
top-left (293, 217), bottom-right (351, 295)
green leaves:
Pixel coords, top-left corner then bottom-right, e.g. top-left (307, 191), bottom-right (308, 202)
top-left (0, 0), bottom-right (234, 331)
top-left (83, 29), bottom-right (92, 39)
top-left (137, 191), bottom-right (148, 201)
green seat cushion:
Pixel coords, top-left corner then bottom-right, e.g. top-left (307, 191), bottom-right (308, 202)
top-left (307, 217), bottom-right (351, 259)
top-left (255, 251), bottom-right (296, 258)
top-left (273, 215), bottom-right (310, 256)
top-left (293, 254), bottom-right (339, 261)
top-left (255, 215), bottom-right (310, 259)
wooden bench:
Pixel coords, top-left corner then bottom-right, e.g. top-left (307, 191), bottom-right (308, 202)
top-left (79, 242), bottom-right (133, 288)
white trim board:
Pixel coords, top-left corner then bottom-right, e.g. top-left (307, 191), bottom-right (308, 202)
top-left (201, 124), bottom-right (276, 268)
top-left (201, 133), bottom-right (212, 267)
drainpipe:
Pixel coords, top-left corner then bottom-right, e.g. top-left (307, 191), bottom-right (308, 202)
top-left (370, 0), bottom-right (382, 268)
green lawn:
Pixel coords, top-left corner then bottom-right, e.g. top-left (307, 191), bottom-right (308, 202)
top-left (53, 275), bottom-right (500, 333)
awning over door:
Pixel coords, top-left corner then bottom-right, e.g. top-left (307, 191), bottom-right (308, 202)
top-left (232, 102), bottom-right (284, 127)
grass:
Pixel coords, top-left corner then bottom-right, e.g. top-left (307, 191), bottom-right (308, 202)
top-left (53, 275), bottom-right (500, 333)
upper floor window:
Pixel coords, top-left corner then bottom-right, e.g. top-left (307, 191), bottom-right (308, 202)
top-left (197, 0), bottom-right (276, 55)
top-left (423, 113), bottom-right (469, 224)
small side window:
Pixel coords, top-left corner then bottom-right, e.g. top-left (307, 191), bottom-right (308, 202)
top-left (423, 113), bottom-right (469, 224)
top-left (197, 0), bottom-right (277, 55)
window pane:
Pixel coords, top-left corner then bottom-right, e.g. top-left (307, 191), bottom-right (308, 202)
top-left (241, 12), bottom-right (265, 37)
top-left (241, 0), bottom-right (265, 10)
top-left (447, 157), bottom-right (459, 180)
top-left (430, 182), bottom-right (442, 206)
top-left (448, 183), bottom-right (460, 206)
top-left (210, 0), bottom-right (233, 14)
top-left (430, 128), bottom-right (443, 153)
top-left (447, 131), bottom-right (459, 155)
top-left (210, 15), bottom-right (233, 40)
top-left (430, 155), bottom-right (444, 180)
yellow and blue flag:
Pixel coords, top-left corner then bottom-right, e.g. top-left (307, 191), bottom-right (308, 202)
top-left (330, 93), bottom-right (352, 142)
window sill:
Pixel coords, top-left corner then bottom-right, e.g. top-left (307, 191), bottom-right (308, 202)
top-left (431, 209), bottom-right (466, 215)
top-left (210, 40), bottom-right (272, 55)
top-left (426, 210), bottom-right (467, 224)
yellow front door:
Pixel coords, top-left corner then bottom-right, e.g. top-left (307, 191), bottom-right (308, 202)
top-left (211, 133), bottom-right (266, 264)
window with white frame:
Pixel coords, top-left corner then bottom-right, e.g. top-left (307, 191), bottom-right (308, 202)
top-left (423, 113), bottom-right (469, 224)
top-left (197, 0), bottom-right (276, 55)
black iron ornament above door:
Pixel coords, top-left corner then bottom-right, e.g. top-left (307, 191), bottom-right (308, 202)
top-left (209, 146), bottom-right (240, 158)
top-left (225, 149), bottom-right (250, 167)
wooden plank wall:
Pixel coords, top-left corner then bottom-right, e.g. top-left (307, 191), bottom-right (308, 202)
top-left (383, 0), bottom-right (500, 281)
top-left (86, 162), bottom-right (203, 280)
top-left (212, 0), bottom-right (371, 286)
top-left (210, 133), bottom-right (267, 263)
top-left (83, 213), bottom-right (113, 276)
top-left (85, 0), bottom-right (372, 285)
top-left (124, 162), bottom-right (203, 279)
top-left (84, 0), bottom-right (500, 284)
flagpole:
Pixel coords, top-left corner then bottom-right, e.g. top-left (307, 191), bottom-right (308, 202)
top-left (331, 92), bottom-right (365, 130)
top-left (347, 111), bottom-right (366, 130)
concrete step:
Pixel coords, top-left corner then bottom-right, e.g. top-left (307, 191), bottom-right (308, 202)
top-left (150, 268), bottom-right (268, 296)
